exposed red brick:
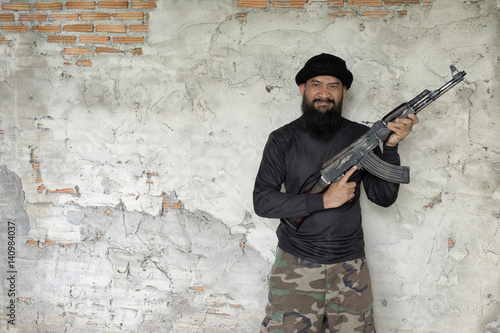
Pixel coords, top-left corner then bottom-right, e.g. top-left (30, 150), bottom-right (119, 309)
top-left (0, 14), bottom-right (15, 21)
top-left (34, 2), bottom-right (63, 10)
top-left (329, 10), bottom-right (357, 17)
top-left (273, 0), bottom-right (306, 8)
top-left (48, 35), bottom-right (76, 43)
top-left (326, 0), bottom-right (344, 7)
top-left (113, 36), bottom-right (143, 44)
top-left (0, 37), bottom-right (12, 43)
top-left (66, 1), bottom-right (95, 9)
top-left (96, 46), bottom-right (124, 54)
top-left (113, 12), bottom-right (144, 20)
top-left (397, 9), bottom-right (408, 16)
top-left (31, 162), bottom-right (40, 171)
top-left (47, 187), bottom-right (77, 193)
top-left (51, 13), bottom-right (79, 20)
top-left (448, 237), bottom-right (454, 248)
top-left (347, 0), bottom-right (382, 6)
top-left (191, 286), bottom-right (204, 292)
top-left (237, 0), bottom-right (269, 8)
top-left (35, 174), bottom-right (43, 183)
top-left (130, 47), bottom-right (142, 55)
top-left (34, 25), bottom-right (61, 33)
top-left (26, 240), bottom-right (40, 245)
top-left (81, 12), bottom-right (111, 20)
top-left (385, 0), bottom-right (419, 4)
top-left (96, 24), bottom-right (126, 33)
top-left (37, 184), bottom-right (45, 193)
top-left (42, 239), bottom-right (56, 245)
top-left (213, 302), bottom-right (226, 307)
top-left (77, 59), bottom-right (92, 66)
top-left (65, 47), bottom-right (92, 54)
top-left (362, 9), bottom-right (390, 17)
top-left (80, 35), bottom-right (110, 43)
top-left (63, 24), bottom-right (94, 32)
top-left (130, 24), bottom-right (148, 32)
top-left (19, 14), bottom-right (47, 21)
top-left (131, 0), bottom-right (157, 9)
top-left (98, 0), bottom-right (128, 9)
top-left (1, 24), bottom-right (27, 33)
top-left (162, 200), bottom-right (183, 209)
top-left (2, 3), bottom-right (31, 11)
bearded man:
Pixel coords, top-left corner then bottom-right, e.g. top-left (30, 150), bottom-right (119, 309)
top-left (253, 53), bottom-right (419, 332)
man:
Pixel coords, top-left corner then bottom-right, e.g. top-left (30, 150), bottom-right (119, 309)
top-left (253, 53), bottom-right (418, 332)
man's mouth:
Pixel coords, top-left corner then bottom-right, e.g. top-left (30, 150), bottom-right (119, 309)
top-left (314, 98), bottom-right (334, 104)
top-left (313, 98), bottom-right (335, 107)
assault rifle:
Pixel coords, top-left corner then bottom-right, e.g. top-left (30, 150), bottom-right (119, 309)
top-left (284, 65), bottom-right (467, 230)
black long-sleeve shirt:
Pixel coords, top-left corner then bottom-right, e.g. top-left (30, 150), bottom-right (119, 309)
top-left (253, 115), bottom-right (401, 264)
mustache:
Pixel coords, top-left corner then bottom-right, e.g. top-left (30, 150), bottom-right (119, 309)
top-left (313, 98), bottom-right (335, 104)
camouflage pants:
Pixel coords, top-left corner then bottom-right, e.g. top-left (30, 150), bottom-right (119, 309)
top-left (261, 248), bottom-right (375, 333)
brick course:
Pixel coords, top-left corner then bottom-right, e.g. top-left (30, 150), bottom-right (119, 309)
top-left (0, 0), bottom-right (157, 64)
top-left (34, 2), bottom-right (63, 10)
top-left (34, 25), bottom-right (61, 33)
top-left (66, 1), bottom-right (95, 10)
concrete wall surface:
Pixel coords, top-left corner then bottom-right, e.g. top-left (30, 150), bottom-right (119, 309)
top-left (0, 0), bottom-right (499, 332)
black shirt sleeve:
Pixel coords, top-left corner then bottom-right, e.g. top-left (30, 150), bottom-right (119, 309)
top-left (253, 131), bottom-right (317, 219)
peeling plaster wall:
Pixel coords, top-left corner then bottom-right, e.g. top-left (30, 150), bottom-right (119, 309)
top-left (0, 0), bottom-right (499, 332)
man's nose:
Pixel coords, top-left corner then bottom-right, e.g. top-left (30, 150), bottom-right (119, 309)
top-left (317, 87), bottom-right (331, 98)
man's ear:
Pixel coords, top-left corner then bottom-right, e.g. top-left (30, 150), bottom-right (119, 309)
top-left (342, 85), bottom-right (347, 98)
top-left (299, 83), bottom-right (306, 96)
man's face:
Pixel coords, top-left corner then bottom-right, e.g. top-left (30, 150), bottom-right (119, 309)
top-left (299, 75), bottom-right (347, 141)
top-left (299, 75), bottom-right (346, 114)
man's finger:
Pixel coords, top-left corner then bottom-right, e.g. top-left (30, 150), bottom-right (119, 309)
top-left (408, 113), bottom-right (420, 124)
top-left (340, 166), bottom-right (357, 184)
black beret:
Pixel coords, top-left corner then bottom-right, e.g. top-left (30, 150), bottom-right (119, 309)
top-left (295, 53), bottom-right (353, 90)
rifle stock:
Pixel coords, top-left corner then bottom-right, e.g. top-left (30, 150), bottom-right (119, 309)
top-left (283, 65), bottom-right (467, 231)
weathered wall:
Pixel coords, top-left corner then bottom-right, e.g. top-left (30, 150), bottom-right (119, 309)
top-left (0, 0), bottom-right (499, 332)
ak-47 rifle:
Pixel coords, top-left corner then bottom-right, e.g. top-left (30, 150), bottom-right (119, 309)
top-left (284, 65), bottom-right (467, 230)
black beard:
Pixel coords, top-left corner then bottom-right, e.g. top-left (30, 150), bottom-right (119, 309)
top-left (301, 96), bottom-right (343, 141)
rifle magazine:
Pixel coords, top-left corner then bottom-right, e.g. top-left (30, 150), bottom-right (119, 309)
top-left (359, 151), bottom-right (410, 184)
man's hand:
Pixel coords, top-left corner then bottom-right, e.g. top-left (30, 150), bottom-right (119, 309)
top-left (385, 113), bottom-right (419, 147)
top-left (323, 166), bottom-right (357, 209)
